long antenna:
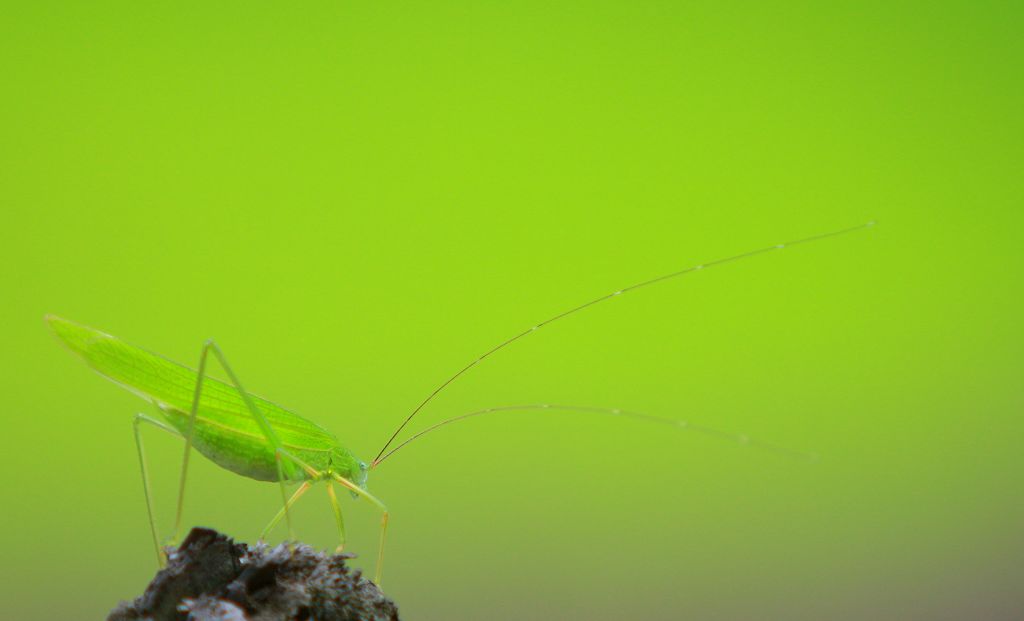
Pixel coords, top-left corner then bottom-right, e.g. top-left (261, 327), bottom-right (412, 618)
top-left (372, 220), bottom-right (875, 466)
top-left (373, 403), bottom-right (818, 467)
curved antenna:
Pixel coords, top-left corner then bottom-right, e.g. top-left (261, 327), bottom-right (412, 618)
top-left (372, 220), bottom-right (875, 465)
top-left (372, 404), bottom-right (817, 468)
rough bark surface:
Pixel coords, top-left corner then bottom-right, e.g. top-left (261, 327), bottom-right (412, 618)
top-left (108, 528), bottom-right (399, 621)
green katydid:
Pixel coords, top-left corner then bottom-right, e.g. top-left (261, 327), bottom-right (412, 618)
top-left (47, 221), bottom-right (874, 586)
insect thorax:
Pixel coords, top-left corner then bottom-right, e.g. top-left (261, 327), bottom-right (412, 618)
top-left (330, 446), bottom-right (368, 489)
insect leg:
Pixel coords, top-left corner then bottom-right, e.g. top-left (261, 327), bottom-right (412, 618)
top-left (132, 412), bottom-right (181, 567)
top-left (265, 447), bottom-right (335, 545)
top-left (257, 448), bottom-right (326, 540)
top-left (326, 482), bottom-right (347, 552)
top-left (271, 449), bottom-right (354, 555)
top-left (333, 473), bottom-right (389, 585)
top-left (174, 340), bottom-right (301, 546)
top-left (260, 481), bottom-right (314, 541)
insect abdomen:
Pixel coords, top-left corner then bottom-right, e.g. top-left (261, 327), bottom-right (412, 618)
top-left (160, 406), bottom-right (332, 482)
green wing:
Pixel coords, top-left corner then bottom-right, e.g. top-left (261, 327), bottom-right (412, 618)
top-left (47, 315), bottom-right (340, 475)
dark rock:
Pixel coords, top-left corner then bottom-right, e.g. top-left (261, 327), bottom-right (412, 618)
top-left (108, 528), bottom-right (399, 621)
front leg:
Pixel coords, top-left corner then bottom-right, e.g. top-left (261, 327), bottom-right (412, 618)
top-left (333, 473), bottom-right (390, 586)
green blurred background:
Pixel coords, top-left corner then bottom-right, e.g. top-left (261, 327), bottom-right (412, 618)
top-left (1, 1), bottom-right (1021, 619)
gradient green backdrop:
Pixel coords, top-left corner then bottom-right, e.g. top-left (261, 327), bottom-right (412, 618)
top-left (2, 2), bottom-right (1021, 619)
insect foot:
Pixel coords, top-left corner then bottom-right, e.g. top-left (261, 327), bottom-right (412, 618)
top-left (108, 527), bottom-right (399, 621)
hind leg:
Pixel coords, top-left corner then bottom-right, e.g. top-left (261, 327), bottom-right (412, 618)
top-left (173, 340), bottom-right (303, 547)
top-left (132, 412), bottom-right (182, 566)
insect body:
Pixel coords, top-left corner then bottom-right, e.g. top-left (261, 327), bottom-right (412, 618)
top-left (47, 318), bottom-right (386, 578)
top-left (48, 221), bottom-right (874, 586)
